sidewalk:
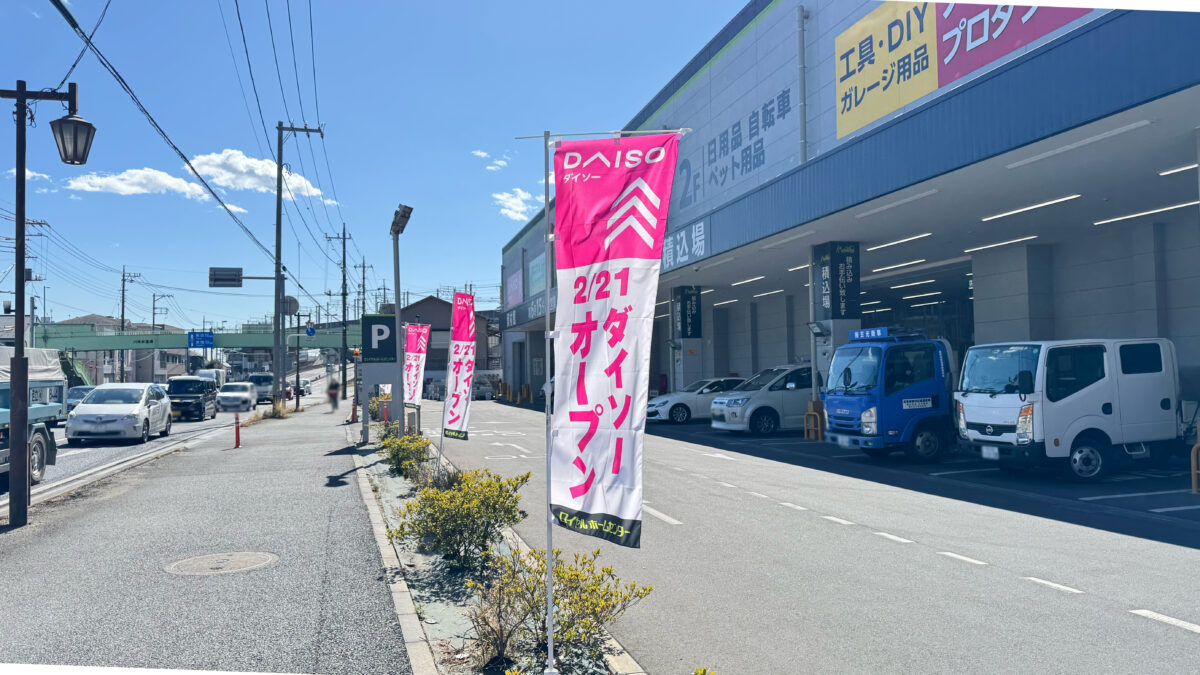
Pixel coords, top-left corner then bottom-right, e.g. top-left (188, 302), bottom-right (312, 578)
top-left (0, 405), bottom-right (412, 674)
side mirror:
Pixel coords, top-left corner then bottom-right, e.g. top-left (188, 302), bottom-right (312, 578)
top-left (841, 368), bottom-right (851, 387)
top-left (1017, 370), bottom-right (1034, 396)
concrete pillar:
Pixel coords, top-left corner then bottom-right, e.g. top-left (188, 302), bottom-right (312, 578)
top-left (972, 244), bottom-right (1055, 343)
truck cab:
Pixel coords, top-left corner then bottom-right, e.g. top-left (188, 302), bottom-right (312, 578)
top-left (824, 328), bottom-right (957, 462)
top-left (0, 347), bottom-right (68, 484)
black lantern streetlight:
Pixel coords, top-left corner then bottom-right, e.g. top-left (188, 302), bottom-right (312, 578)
top-left (1, 80), bottom-right (96, 528)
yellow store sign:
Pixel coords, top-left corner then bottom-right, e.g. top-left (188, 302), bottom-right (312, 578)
top-left (835, 2), bottom-right (938, 138)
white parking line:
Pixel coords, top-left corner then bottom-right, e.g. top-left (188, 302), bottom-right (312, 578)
top-left (643, 505), bottom-right (682, 526)
top-left (1149, 504), bottom-right (1200, 513)
top-left (821, 516), bottom-right (855, 525)
top-left (874, 532), bottom-right (913, 543)
top-left (928, 468), bottom-right (1001, 476)
top-left (778, 502), bottom-right (808, 511)
top-left (716, 481), bottom-right (739, 488)
top-left (1129, 610), bottom-right (1200, 635)
top-left (1022, 577), bottom-right (1083, 594)
top-left (746, 491), bottom-right (771, 499)
top-left (1079, 489), bottom-right (1192, 501)
top-left (937, 552), bottom-right (988, 565)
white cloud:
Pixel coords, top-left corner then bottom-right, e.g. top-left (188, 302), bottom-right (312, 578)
top-left (486, 158), bottom-right (508, 171)
top-left (323, 198), bottom-right (339, 206)
top-left (493, 159), bottom-right (508, 167)
top-left (66, 168), bottom-right (209, 200)
top-left (226, 203), bottom-right (248, 214)
top-left (493, 188), bottom-right (535, 221)
top-left (471, 150), bottom-right (489, 158)
top-left (69, 194), bottom-right (82, 201)
top-left (486, 165), bottom-right (502, 172)
top-left (188, 148), bottom-right (323, 200)
top-left (537, 171), bottom-right (555, 184)
top-left (35, 187), bottom-right (58, 194)
top-left (5, 168), bottom-right (49, 180)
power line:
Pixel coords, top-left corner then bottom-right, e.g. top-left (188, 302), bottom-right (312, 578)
top-left (55, 0), bottom-right (112, 91)
top-left (232, 0), bottom-right (274, 151)
top-left (216, 0), bottom-right (267, 158)
top-left (49, 0), bottom-right (275, 262)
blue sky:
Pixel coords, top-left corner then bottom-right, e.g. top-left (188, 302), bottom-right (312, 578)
top-left (0, 0), bottom-right (740, 328)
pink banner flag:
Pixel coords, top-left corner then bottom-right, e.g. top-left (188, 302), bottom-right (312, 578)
top-left (550, 133), bottom-right (680, 548)
top-left (404, 324), bottom-right (430, 406)
top-left (441, 293), bottom-right (476, 440)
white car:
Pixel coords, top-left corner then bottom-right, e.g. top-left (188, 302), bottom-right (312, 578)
top-left (217, 382), bottom-right (257, 412)
top-left (647, 377), bottom-right (745, 423)
top-left (711, 365), bottom-right (814, 435)
top-left (299, 378), bottom-right (312, 396)
top-left (66, 383), bottom-right (172, 445)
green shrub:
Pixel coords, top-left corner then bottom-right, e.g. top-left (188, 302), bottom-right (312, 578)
top-left (388, 469), bottom-right (530, 569)
top-left (381, 433), bottom-right (431, 479)
top-left (467, 548), bottom-right (652, 674)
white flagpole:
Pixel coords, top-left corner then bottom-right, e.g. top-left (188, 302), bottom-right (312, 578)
top-left (542, 129), bottom-right (559, 675)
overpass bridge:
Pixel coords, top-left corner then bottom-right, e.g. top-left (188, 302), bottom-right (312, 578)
top-left (37, 323), bottom-right (364, 352)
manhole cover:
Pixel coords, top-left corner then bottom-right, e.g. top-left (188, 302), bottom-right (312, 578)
top-left (165, 552), bottom-right (279, 576)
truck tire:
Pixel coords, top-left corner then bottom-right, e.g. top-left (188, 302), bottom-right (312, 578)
top-left (29, 432), bottom-right (47, 484)
top-left (905, 426), bottom-right (946, 463)
top-left (749, 409), bottom-right (778, 435)
top-left (1067, 440), bottom-right (1111, 481)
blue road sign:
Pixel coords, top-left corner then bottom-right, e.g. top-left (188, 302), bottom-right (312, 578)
top-left (306, 326), bottom-right (316, 337)
top-left (188, 331), bottom-right (214, 348)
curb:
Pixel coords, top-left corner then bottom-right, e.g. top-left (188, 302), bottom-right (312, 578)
top-left (349, 431), bottom-right (440, 675)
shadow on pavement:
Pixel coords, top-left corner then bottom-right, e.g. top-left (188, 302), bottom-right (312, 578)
top-left (647, 423), bottom-right (1200, 551)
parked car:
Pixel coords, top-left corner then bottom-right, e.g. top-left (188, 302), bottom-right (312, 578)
top-left (67, 385), bottom-right (95, 412)
top-left (217, 382), bottom-right (257, 412)
top-left (956, 338), bottom-right (1198, 480)
top-left (648, 377), bottom-right (745, 423)
top-left (66, 383), bottom-right (172, 445)
top-left (168, 376), bottom-right (218, 421)
top-left (711, 365), bottom-right (813, 435)
top-left (299, 378), bottom-right (312, 396)
top-left (248, 373), bottom-right (274, 403)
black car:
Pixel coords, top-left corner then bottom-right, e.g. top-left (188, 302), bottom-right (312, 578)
top-left (167, 376), bottom-right (218, 421)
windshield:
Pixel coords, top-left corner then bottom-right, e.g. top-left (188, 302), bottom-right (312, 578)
top-left (827, 346), bottom-right (881, 394)
top-left (222, 384), bottom-right (252, 393)
top-left (68, 387), bottom-right (94, 398)
top-left (84, 388), bottom-right (144, 405)
top-left (733, 368), bottom-right (788, 392)
top-left (681, 380), bottom-right (709, 393)
top-left (961, 344), bottom-right (1042, 394)
top-left (168, 380), bottom-right (207, 395)
top-left (249, 375), bottom-right (272, 385)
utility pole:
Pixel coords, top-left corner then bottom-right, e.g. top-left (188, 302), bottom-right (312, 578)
top-left (151, 293), bottom-right (171, 331)
top-left (275, 121), bottom-right (323, 406)
top-left (29, 295), bottom-right (35, 348)
top-left (354, 259), bottom-right (372, 316)
top-left (120, 267), bottom-right (140, 383)
top-left (326, 223), bottom-right (350, 400)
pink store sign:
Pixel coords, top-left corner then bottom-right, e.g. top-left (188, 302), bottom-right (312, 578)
top-left (937, 3), bottom-right (1091, 87)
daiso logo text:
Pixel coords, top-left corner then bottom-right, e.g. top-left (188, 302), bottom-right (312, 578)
top-left (562, 145), bottom-right (668, 170)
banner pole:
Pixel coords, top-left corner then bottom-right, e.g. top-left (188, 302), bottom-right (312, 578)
top-left (542, 129), bottom-right (559, 675)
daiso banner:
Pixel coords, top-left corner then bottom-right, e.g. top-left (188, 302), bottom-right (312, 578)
top-left (403, 324), bottom-right (430, 406)
top-left (441, 293), bottom-right (476, 440)
top-left (550, 133), bottom-right (679, 548)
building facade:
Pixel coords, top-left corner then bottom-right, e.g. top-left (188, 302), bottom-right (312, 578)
top-left (501, 1), bottom-right (1200, 400)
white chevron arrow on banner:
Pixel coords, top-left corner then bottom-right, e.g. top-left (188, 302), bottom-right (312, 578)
top-left (605, 177), bottom-right (661, 250)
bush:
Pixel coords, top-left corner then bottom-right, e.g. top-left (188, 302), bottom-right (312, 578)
top-left (467, 548), bottom-right (652, 674)
top-left (262, 400), bottom-right (289, 419)
top-left (369, 393), bottom-right (392, 421)
top-left (381, 433), bottom-right (431, 479)
top-left (388, 469), bottom-right (530, 569)
top-left (416, 461), bottom-right (462, 491)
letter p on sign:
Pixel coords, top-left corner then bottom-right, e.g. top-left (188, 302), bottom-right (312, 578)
top-left (372, 324), bottom-right (390, 349)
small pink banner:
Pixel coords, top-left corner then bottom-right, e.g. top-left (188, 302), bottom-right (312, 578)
top-left (441, 293), bottom-right (476, 439)
top-left (404, 324), bottom-right (430, 406)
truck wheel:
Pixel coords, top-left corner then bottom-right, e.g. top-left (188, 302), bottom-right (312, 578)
top-left (29, 432), bottom-right (47, 484)
top-left (750, 409), bottom-right (778, 436)
top-left (669, 404), bottom-right (691, 424)
top-left (906, 427), bottom-right (946, 463)
top-left (1067, 441), bottom-right (1110, 481)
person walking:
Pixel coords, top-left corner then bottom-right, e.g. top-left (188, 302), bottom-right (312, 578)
top-left (327, 378), bottom-right (340, 412)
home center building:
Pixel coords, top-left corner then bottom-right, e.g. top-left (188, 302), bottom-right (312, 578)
top-left (500, 0), bottom-right (1200, 400)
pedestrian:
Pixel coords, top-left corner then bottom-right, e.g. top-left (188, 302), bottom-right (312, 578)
top-left (327, 378), bottom-right (340, 412)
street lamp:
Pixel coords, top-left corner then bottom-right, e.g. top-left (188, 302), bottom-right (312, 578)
top-left (1, 80), bottom-right (96, 529)
top-left (390, 204), bottom-right (413, 428)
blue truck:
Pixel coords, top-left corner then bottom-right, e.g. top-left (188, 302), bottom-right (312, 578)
top-left (823, 328), bottom-right (958, 462)
top-left (0, 348), bottom-right (68, 485)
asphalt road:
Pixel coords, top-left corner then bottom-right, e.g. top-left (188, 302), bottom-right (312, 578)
top-left (430, 401), bottom-right (1200, 674)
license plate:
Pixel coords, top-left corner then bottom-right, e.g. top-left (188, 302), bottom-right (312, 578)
top-left (981, 445), bottom-right (999, 460)
top-left (172, 410), bottom-right (181, 419)
top-left (712, 412), bottom-right (724, 422)
top-left (837, 435), bottom-right (850, 448)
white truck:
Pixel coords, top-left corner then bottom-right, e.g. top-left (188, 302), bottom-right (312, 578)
top-left (195, 368), bottom-right (226, 389)
top-left (955, 338), bottom-right (1198, 480)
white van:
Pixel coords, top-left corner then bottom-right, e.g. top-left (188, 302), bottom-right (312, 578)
top-left (248, 373), bottom-right (274, 404)
top-left (196, 368), bottom-right (226, 389)
top-left (711, 364), bottom-right (813, 435)
top-left (955, 338), bottom-right (1197, 480)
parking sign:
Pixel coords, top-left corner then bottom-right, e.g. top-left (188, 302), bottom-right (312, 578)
top-left (360, 314), bottom-right (396, 362)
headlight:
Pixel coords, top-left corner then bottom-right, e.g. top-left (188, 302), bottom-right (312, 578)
top-left (648, 400), bottom-right (664, 408)
top-left (957, 401), bottom-right (968, 438)
top-left (68, 411), bottom-right (76, 419)
top-left (1016, 404), bottom-right (1033, 445)
top-left (123, 414), bottom-right (138, 421)
top-left (861, 406), bottom-right (877, 436)
top-left (728, 398), bottom-right (750, 407)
